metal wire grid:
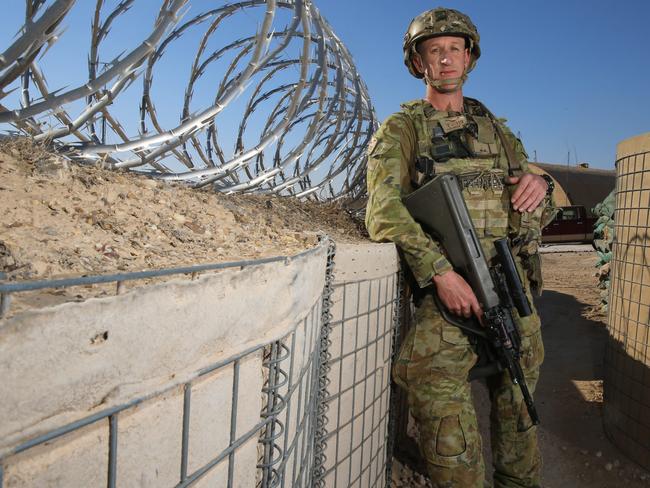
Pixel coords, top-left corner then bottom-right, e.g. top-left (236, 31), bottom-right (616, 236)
top-left (0, 308), bottom-right (324, 488)
top-left (312, 240), bottom-right (337, 486)
top-left (604, 149), bottom-right (650, 468)
top-left (0, 253), bottom-right (303, 319)
top-left (610, 152), bottom-right (650, 357)
top-left (383, 271), bottom-right (404, 484)
top-left (259, 303), bottom-right (325, 488)
top-left (0, 239), bottom-right (405, 486)
top-left (0, 244), bottom-right (328, 487)
top-left (1, 0), bottom-right (377, 202)
top-left (319, 272), bottom-right (401, 488)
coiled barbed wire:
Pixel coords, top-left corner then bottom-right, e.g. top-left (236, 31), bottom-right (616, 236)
top-left (1, 0), bottom-right (376, 202)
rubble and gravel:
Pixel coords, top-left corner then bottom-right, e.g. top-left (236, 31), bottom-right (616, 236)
top-left (0, 138), bottom-right (368, 316)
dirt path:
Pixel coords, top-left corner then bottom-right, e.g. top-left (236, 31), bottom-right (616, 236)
top-left (531, 251), bottom-right (649, 487)
top-left (392, 251), bottom-right (650, 487)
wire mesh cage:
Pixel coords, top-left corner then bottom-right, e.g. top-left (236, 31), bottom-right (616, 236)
top-left (0, 241), bottom-right (404, 487)
top-left (604, 132), bottom-right (650, 470)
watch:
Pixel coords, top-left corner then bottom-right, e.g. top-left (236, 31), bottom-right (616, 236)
top-left (540, 174), bottom-right (555, 197)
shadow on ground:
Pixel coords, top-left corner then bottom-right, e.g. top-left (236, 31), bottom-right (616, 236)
top-left (392, 288), bottom-right (650, 487)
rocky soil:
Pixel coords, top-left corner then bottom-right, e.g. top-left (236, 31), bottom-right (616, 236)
top-left (0, 138), bottom-right (367, 315)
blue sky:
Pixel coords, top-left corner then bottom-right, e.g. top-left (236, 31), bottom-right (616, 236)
top-left (319, 0), bottom-right (650, 169)
top-left (2, 1), bottom-right (649, 170)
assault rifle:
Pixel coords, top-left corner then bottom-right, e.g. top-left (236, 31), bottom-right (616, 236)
top-left (403, 174), bottom-right (540, 425)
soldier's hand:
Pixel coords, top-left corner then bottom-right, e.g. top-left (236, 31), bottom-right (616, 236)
top-left (506, 173), bottom-right (548, 212)
top-left (433, 270), bottom-right (483, 320)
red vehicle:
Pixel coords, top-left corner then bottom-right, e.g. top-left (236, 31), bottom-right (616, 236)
top-left (542, 205), bottom-right (597, 243)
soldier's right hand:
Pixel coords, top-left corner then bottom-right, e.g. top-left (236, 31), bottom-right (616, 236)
top-left (432, 270), bottom-right (483, 321)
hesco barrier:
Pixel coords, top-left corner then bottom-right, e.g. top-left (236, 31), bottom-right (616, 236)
top-left (0, 239), bottom-right (401, 488)
top-left (604, 132), bottom-right (650, 470)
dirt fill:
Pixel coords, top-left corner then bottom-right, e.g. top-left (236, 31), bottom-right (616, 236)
top-left (0, 138), bottom-right (367, 284)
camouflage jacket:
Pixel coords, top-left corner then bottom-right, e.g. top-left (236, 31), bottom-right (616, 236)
top-left (365, 98), bottom-right (542, 289)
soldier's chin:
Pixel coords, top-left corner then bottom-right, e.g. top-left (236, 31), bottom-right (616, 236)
top-left (434, 79), bottom-right (462, 93)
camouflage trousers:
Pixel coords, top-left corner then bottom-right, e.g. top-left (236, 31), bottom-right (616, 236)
top-left (393, 295), bottom-right (544, 488)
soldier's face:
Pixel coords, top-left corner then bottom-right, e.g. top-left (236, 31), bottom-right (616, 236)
top-left (414, 36), bottom-right (470, 92)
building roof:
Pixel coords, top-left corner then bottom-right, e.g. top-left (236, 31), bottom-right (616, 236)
top-left (529, 163), bottom-right (616, 217)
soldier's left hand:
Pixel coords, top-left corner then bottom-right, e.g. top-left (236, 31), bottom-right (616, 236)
top-left (506, 173), bottom-right (548, 212)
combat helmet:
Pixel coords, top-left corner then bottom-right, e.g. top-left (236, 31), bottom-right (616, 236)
top-left (403, 7), bottom-right (481, 79)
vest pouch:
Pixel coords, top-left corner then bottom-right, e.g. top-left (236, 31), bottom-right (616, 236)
top-left (460, 169), bottom-right (509, 240)
top-left (467, 116), bottom-right (499, 158)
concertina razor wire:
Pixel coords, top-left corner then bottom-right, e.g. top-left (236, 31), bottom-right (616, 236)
top-left (1, 0), bottom-right (377, 203)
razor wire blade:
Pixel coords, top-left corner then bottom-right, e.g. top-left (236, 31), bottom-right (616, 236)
top-left (0, 0), bottom-right (377, 202)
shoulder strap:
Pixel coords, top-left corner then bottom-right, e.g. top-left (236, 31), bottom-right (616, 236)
top-left (400, 100), bottom-right (434, 157)
top-left (464, 97), bottom-right (522, 176)
top-left (398, 101), bottom-right (439, 183)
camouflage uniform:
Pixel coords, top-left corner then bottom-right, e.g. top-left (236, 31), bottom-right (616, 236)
top-left (365, 97), bottom-right (548, 487)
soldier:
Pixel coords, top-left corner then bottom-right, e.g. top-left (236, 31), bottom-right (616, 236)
top-left (365, 7), bottom-right (554, 488)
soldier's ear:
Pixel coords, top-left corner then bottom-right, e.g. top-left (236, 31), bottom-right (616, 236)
top-left (412, 52), bottom-right (425, 76)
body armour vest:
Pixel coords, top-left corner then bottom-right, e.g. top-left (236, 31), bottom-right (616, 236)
top-left (400, 98), bottom-right (521, 261)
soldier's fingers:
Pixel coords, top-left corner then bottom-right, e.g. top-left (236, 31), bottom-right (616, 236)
top-left (505, 176), bottom-right (520, 186)
top-left (512, 183), bottom-right (537, 208)
top-left (518, 193), bottom-right (539, 212)
top-left (524, 194), bottom-right (545, 212)
top-left (476, 312), bottom-right (485, 327)
top-left (524, 187), bottom-right (547, 211)
top-left (510, 183), bottom-right (528, 203)
top-left (462, 306), bottom-right (472, 318)
top-left (470, 301), bottom-right (483, 319)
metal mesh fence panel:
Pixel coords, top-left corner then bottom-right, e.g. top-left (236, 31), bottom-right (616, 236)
top-left (0, 246), bottom-right (327, 487)
top-left (604, 133), bottom-right (650, 471)
top-left (318, 270), bottom-right (401, 488)
top-left (0, 241), bottom-right (402, 487)
top-left (0, 311), bottom-right (325, 488)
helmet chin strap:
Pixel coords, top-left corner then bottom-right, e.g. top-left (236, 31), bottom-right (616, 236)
top-left (424, 69), bottom-right (467, 93)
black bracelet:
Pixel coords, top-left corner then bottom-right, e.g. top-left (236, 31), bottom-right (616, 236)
top-left (540, 174), bottom-right (555, 196)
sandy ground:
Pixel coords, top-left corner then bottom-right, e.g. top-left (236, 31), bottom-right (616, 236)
top-left (391, 250), bottom-right (650, 487)
top-left (0, 139), bottom-right (366, 316)
top-left (2, 140), bottom-right (649, 486)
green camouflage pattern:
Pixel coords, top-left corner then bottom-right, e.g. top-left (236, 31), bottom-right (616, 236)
top-left (365, 98), bottom-right (547, 296)
top-left (392, 297), bottom-right (544, 487)
top-left (366, 98), bottom-right (545, 486)
top-left (365, 109), bottom-right (455, 287)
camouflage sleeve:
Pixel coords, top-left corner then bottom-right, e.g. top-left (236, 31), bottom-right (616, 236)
top-left (496, 119), bottom-right (530, 173)
top-left (365, 113), bottom-right (453, 288)
top-left (497, 119), bottom-right (556, 295)
top-left (499, 120), bottom-right (556, 215)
